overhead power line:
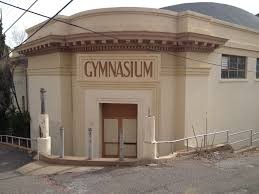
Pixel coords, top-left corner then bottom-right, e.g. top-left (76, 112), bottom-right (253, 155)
top-left (0, 0), bottom-right (118, 40)
top-left (4, 0), bottom-right (40, 34)
top-left (0, 0), bottom-right (74, 60)
top-left (0, 0), bottom-right (258, 73)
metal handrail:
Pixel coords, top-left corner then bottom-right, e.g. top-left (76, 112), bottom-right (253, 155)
top-left (0, 135), bottom-right (36, 141)
top-left (230, 138), bottom-right (250, 145)
top-left (229, 129), bottom-right (252, 136)
top-left (154, 128), bottom-right (258, 154)
top-left (3, 135), bottom-right (32, 141)
top-left (229, 129), bottom-right (253, 147)
top-left (156, 130), bottom-right (228, 144)
top-left (0, 135), bottom-right (36, 150)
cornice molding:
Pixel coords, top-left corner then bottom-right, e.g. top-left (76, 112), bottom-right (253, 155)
top-left (18, 31), bottom-right (227, 56)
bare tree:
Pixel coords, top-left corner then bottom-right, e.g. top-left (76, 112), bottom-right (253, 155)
top-left (10, 63), bottom-right (22, 113)
top-left (7, 28), bottom-right (27, 113)
top-left (0, 58), bottom-right (12, 115)
top-left (11, 28), bottom-right (26, 47)
top-left (0, 27), bottom-right (25, 113)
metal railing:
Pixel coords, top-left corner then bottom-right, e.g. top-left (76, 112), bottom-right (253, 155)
top-left (0, 135), bottom-right (36, 150)
top-left (229, 129), bottom-right (252, 146)
top-left (253, 132), bottom-right (259, 143)
top-left (156, 130), bottom-right (229, 151)
top-left (155, 129), bottom-right (259, 151)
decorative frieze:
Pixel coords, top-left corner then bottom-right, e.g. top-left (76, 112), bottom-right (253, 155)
top-left (17, 32), bottom-right (227, 56)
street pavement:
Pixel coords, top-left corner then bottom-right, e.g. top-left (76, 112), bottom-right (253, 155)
top-left (0, 144), bottom-right (259, 194)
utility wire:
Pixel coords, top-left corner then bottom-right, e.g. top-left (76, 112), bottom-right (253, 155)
top-left (4, 0), bottom-right (39, 34)
top-left (0, 0), bottom-right (74, 60)
top-left (0, 0), bottom-right (258, 73)
top-left (0, 0), bottom-right (118, 40)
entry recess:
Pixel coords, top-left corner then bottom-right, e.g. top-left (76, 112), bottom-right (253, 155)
top-left (102, 103), bottom-right (137, 158)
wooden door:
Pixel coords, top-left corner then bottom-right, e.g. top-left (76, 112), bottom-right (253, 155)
top-left (102, 103), bottom-right (137, 158)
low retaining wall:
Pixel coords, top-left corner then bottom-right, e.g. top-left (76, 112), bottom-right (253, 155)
top-left (38, 144), bottom-right (255, 167)
top-left (175, 144), bottom-right (233, 157)
top-left (39, 153), bottom-right (140, 167)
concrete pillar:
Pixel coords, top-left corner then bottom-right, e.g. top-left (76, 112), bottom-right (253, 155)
top-left (143, 116), bottom-right (157, 159)
top-left (39, 114), bottom-right (49, 138)
top-left (37, 88), bottom-right (51, 155)
top-left (88, 128), bottom-right (93, 160)
top-left (37, 136), bottom-right (51, 155)
top-left (60, 127), bottom-right (64, 158)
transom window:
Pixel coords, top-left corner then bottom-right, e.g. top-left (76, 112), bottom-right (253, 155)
top-left (256, 58), bottom-right (259, 79)
top-left (221, 55), bottom-right (246, 79)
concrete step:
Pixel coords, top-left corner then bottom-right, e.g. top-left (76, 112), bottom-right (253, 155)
top-left (17, 161), bottom-right (103, 175)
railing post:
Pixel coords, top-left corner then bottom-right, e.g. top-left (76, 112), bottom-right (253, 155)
top-left (226, 130), bottom-right (229, 144)
top-left (26, 139), bottom-right (29, 148)
top-left (11, 137), bottom-right (13, 145)
top-left (119, 128), bottom-right (124, 161)
top-left (60, 127), bottom-right (65, 158)
top-left (186, 138), bottom-right (189, 151)
top-left (250, 129), bottom-right (253, 146)
top-left (88, 128), bottom-right (93, 160)
top-left (203, 134), bottom-right (207, 149)
top-left (154, 142), bottom-right (157, 159)
top-left (18, 138), bottom-right (20, 147)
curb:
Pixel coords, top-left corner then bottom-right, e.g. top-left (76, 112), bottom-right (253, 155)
top-left (234, 146), bottom-right (256, 154)
top-left (39, 153), bottom-right (140, 167)
top-left (175, 144), bottom-right (233, 157)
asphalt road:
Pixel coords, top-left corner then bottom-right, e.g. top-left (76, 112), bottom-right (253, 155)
top-left (0, 144), bottom-right (259, 194)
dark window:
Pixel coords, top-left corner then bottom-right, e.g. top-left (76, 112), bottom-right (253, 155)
top-left (256, 58), bottom-right (259, 79)
top-left (221, 55), bottom-right (246, 79)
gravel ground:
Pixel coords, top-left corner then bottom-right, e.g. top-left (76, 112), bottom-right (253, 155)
top-left (0, 144), bottom-right (259, 194)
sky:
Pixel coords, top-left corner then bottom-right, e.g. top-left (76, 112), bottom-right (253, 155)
top-left (1, 0), bottom-right (259, 47)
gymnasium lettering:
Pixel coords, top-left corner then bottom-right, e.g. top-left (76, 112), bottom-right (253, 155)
top-left (84, 60), bottom-right (153, 78)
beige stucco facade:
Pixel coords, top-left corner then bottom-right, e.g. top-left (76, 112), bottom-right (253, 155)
top-left (18, 7), bottom-right (259, 158)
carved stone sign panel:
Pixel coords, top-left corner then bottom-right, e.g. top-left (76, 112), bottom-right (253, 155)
top-left (77, 54), bottom-right (160, 81)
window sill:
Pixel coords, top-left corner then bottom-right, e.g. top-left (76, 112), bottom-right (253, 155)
top-left (255, 79), bottom-right (259, 82)
top-left (219, 79), bottom-right (248, 83)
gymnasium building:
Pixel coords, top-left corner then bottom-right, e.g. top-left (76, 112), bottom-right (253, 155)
top-left (14, 2), bottom-right (259, 158)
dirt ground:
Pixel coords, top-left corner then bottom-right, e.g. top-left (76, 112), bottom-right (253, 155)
top-left (1, 144), bottom-right (259, 194)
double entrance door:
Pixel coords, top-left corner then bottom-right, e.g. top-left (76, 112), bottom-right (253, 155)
top-left (102, 103), bottom-right (137, 158)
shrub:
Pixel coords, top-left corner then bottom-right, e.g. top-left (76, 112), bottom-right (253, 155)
top-left (8, 110), bottom-right (31, 138)
top-left (1, 106), bottom-right (31, 137)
